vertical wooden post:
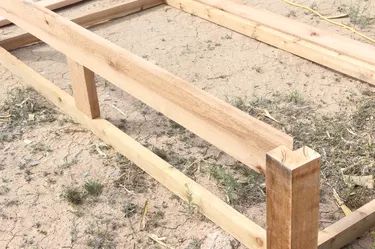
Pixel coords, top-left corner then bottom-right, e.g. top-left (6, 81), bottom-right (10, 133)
top-left (266, 145), bottom-right (320, 249)
top-left (67, 58), bottom-right (100, 118)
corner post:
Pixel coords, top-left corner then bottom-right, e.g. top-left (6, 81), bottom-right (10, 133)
top-left (67, 58), bottom-right (100, 118)
top-left (266, 146), bottom-right (320, 249)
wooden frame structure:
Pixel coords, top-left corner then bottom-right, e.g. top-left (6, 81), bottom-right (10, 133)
top-left (0, 1), bottom-right (374, 248)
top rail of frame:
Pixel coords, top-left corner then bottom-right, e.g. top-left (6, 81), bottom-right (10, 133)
top-left (0, 0), bottom-right (293, 173)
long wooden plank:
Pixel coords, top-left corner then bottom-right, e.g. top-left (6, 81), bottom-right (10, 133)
top-left (0, 0), bottom-right (293, 173)
top-left (318, 199), bottom-right (375, 249)
top-left (266, 146), bottom-right (320, 249)
top-left (0, 0), bottom-right (83, 27)
top-left (0, 46), bottom-right (267, 249)
top-left (0, 0), bottom-right (164, 51)
top-left (67, 58), bottom-right (100, 118)
top-left (166, 0), bottom-right (375, 86)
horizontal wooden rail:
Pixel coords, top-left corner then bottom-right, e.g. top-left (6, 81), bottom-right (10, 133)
top-left (0, 46), bottom-right (266, 249)
top-left (0, 0), bottom-right (293, 173)
top-left (0, 0), bottom-right (83, 27)
top-left (166, 0), bottom-right (375, 86)
top-left (318, 199), bottom-right (375, 249)
top-left (0, 0), bottom-right (164, 51)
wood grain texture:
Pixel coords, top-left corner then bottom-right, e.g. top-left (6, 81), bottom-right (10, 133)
top-left (0, 0), bottom-right (83, 27)
top-left (166, 0), bottom-right (375, 86)
top-left (0, 46), bottom-right (267, 249)
top-left (318, 199), bottom-right (375, 249)
top-left (0, 0), bottom-right (164, 51)
top-left (67, 58), bottom-right (100, 118)
top-left (266, 146), bottom-right (320, 249)
top-left (0, 0), bottom-right (293, 172)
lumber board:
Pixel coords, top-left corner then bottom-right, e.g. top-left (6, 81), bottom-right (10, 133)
top-left (318, 199), bottom-right (375, 249)
top-left (166, 0), bottom-right (375, 86)
top-left (0, 0), bottom-right (164, 51)
top-left (266, 146), bottom-right (320, 249)
top-left (0, 0), bottom-right (83, 27)
top-left (67, 58), bottom-right (100, 118)
top-left (0, 0), bottom-right (293, 173)
top-left (0, 46), bottom-right (267, 249)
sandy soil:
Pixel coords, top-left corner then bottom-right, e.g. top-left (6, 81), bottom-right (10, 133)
top-left (0, 0), bottom-right (374, 248)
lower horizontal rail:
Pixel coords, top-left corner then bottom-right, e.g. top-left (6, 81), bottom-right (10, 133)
top-left (0, 46), bottom-right (266, 249)
top-left (318, 199), bottom-right (375, 249)
top-left (0, 0), bottom-right (164, 51)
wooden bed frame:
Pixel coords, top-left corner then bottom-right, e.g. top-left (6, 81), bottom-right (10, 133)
top-left (0, 1), bottom-right (374, 248)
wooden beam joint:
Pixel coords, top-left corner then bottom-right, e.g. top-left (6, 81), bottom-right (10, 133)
top-left (67, 58), bottom-right (100, 119)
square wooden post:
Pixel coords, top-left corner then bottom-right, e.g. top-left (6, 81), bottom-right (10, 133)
top-left (67, 58), bottom-right (100, 118)
top-left (266, 146), bottom-right (320, 249)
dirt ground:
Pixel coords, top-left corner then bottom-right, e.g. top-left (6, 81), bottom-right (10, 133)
top-left (0, 0), bottom-right (374, 248)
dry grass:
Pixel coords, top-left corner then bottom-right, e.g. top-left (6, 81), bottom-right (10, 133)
top-left (0, 87), bottom-right (56, 142)
top-left (0, 87), bottom-right (56, 126)
top-left (232, 90), bottom-right (375, 209)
